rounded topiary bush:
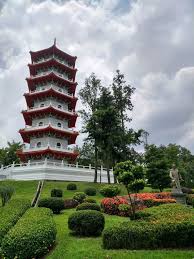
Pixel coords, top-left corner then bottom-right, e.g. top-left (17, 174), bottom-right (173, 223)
top-left (67, 183), bottom-right (77, 191)
top-left (38, 198), bottom-right (64, 214)
top-left (73, 192), bottom-right (87, 203)
top-left (51, 188), bottom-right (63, 198)
top-left (76, 202), bottom-right (101, 211)
top-left (84, 198), bottom-right (97, 203)
top-left (99, 185), bottom-right (120, 197)
top-left (84, 187), bottom-right (97, 196)
top-left (68, 210), bottom-right (105, 236)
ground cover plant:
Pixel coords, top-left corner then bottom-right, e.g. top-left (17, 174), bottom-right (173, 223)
top-left (103, 203), bottom-right (194, 249)
top-left (1, 208), bottom-right (57, 259)
top-left (0, 199), bottom-right (31, 245)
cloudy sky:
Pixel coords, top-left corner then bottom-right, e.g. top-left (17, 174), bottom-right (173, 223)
top-left (0, 0), bottom-right (194, 152)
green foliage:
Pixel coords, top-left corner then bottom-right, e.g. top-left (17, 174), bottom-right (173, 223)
top-left (64, 199), bottom-right (79, 209)
top-left (0, 199), bottom-right (30, 245)
top-left (103, 204), bottom-right (194, 249)
top-left (99, 185), bottom-right (120, 197)
top-left (83, 198), bottom-right (97, 203)
top-left (0, 141), bottom-right (22, 166)
top-left (0, 186), bottom-right (15, 206)
top-left (73, 192), bottom-right (87, 203)
top-left (118, 204), bottom-right (131, 217)
top-left (68, 210), bottom-right (105, 236)
top-left (67, 183), bottom-right (77, 190)
top-left (84, 187), bottom-right (97, 196)
top-left (1, 208), bottom-right (57, 259)
top-left (38, 198), bottom-right (64, 214)
top-left (76, 202), bottom-right (101, 211)
top-left (51, 188), bottom-right (63, 197)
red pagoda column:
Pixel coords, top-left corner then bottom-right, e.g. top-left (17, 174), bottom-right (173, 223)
top-left (17, 43), bottom-right (79, 163)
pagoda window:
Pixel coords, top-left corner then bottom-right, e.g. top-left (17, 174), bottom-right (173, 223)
top-left (57, 143), bottom-right (61, 149)
top-left (57, 122), bottom-right (62, 128)
top-left (37, 142), bottom-right (41, 148)
top-left (58, 88), bottom-right (62, 92)
top-left (58, 104), bottom-right (62, 109)
top-left (39, 122), bottom-right (43, 126)
top-left (40, 103), bottom-right (45, 107)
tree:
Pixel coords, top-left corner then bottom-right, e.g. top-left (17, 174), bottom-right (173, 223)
top-left (0, 141), bottom-right (22, 167)
top-left (112, 70), bottom-right (135, 130)
top-left (79, 73), bottom-right (102, 182)
top-left (76, 141), bottom-right (98, 166)
top-left (145, 145), bottom-right (171, 191)
top-left (114, 160), bottom-right (145, 218)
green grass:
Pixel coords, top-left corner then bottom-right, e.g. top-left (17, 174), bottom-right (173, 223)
top-left (0, 180), bottom-right (38, 206)
top-left (1, 180), bottom-right (193, 258)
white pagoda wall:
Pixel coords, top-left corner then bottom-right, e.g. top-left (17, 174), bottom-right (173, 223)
top-left (33, 98), bottom-right (68, 111)
top-left (32, 117), bottom-right (68, 129)
top-left (30, 136), bottom-right (68, 149)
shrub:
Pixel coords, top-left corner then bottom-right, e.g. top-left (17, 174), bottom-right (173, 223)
top-left (101, 197), bottom-right (128, 215)
top-left (76, 202), bottom-right (101, 211)
top-left (143, 198), bottom-right (176, 208)
top-left (38, 198), bottom-right (64, 214)
top-left (100, 185), bottom-right (120, 197)
top-left (0, 199), bottom-right (30, 245)
top-left (84, 187), bottom-right (97, 196)
top-left (68, 210), bottom-right (105, 236)
top-left (1, 208), bottom-right (57, 259)
top-left (51, 188), bottom-right (63, 197)
top-left (73, 192), bottom-right (87, 203)
top-left (103, 204), bottom-right (194, 249)
top-left (67, 183), bottom-right (77, 190)
top-left (64, 199), bottom-right (78, 209)
top-left (118, 204), bottom-right (131, 217)
top-left (84, 198), bottom-right (97, 203)
top-left (182, 187), bottom-right (194, 194)
top-left (0, 186), bottom-right (15, 206)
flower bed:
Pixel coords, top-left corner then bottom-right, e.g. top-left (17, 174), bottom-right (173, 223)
top-left (101, 196), bottom-right (129, 215)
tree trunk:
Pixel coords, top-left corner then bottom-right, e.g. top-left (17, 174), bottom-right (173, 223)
top-left (107, 162), bottom-right (110, 184)
top-left (94, 144), bottom-right (98, 183)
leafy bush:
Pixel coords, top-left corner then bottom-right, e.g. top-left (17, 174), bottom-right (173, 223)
top-left (0, 186), bottom-right (15, 206)
top-left (1, 208), bottom-right (57, 259)
top-left (118, 204), bottom-right (131, 217)
top-left (67, 183), bottom-right (77, 190)
top-left (103, 204), bottom-right (194, 249)
top-left (51, 188), bottom-right (63, 197)
top-left (99, 185), bottom-right (120, 197)
top-left (68, 210), bottom-right (105, 236)
top-left (143, 198), bottom-right (176, 208)
top-left (84, 198), bottom-right (97, 203)
top-left (64, 199), bottom-right (78, 209)
top-left (0, 199), bottom-right (30, 245)
top-left (182, 187), bottom-right (193, 194)
top-left (101, 197), bottom-right (128, 215)
top-left (38, 198), bottom-right (64, 214)
top-left (73, 192), bottom-right (87, 203)
top-left (84, 187), bottom-right (97, 196)
top-left (76, 202), bottom-right (101, 211)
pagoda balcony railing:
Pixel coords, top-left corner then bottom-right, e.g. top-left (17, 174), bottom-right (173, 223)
top-left (27, 104), bottom-right (76, 115)
top-left (29, 85), bottom-right (74, 97)
top-left (24, 124), bottom-right (76, 133)
top-left (33, 55), bottom-right (73, 68)
top-left (22, 145), bottom-right (76, 153)
top-left (32, 70), bottom-right (73, 82)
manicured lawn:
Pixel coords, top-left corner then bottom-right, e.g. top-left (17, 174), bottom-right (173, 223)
top-left (0, 180), bottom-right (38, 206)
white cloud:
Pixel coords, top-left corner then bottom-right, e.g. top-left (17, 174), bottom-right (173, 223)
top-left (0, 0), bottom-right (194, 152)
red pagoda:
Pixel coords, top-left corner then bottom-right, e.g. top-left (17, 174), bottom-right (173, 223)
top-left (17, 42), bottom-right (79, 163)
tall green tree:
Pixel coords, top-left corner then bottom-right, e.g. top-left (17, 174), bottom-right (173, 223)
top-left (0, 141), bottom-right (22, 167)
top-left (79, 73), bottom-right (102, 182)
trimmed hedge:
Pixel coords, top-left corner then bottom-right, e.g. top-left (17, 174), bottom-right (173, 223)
top-left (68, 210), bottom-right (105, 236)
top-left (100, 185), bottom-right (120, 197)
top-left (64, 198), bottom-right (79, 209)
top-left (1, 208), bottom-right (57, 259)
top-left (84, 187), bottom-right (97, 196)
top-left (84, 198), bottom-right (97, 203)
top-left (103, 204), bottom-right (194, 249)
top-left (67, 183), bottom-right (77, 190)
top-left (51, 188), bottom-right (63, 197)
top-left (0, 199), bottom-right (31, 245)
top-left (76, 202), bottom-right (101, 211)
top-left (73, 192), bottom-right (87, 203)
top-left (38, 197), bottom-right (64, 214)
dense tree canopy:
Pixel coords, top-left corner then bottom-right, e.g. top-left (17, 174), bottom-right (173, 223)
top-left (0, 141), bottom-right (22, 167)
